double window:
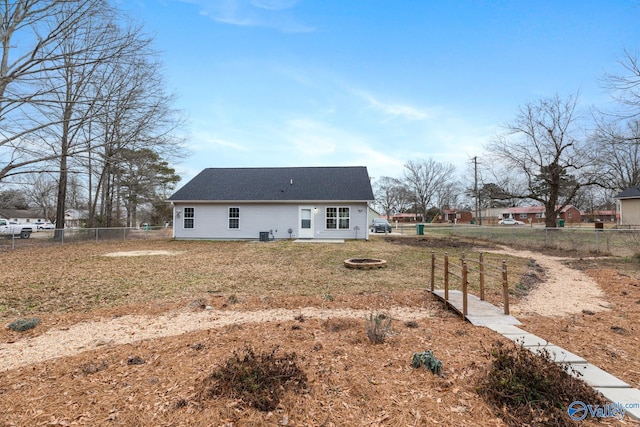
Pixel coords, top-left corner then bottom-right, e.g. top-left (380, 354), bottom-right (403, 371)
top-left (183, 207), bottom-right (194, 229)
top-left (326, 207), bottom-right (350, 229)
top-left (229, 207), bottom-right (240, 229)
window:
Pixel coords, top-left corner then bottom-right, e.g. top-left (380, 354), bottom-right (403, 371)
top-left (184, 207), bottom-right (194, 229)
top-left (229, 207), bottom-right (240, 229)
top-left (535, 213), bottom-right (543, 219)
top-left (326, 207), bottom-right (350, 229)
top-left (519, 213), bottom-right (528, 219)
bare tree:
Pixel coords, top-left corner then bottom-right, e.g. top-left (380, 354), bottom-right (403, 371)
top-left (591, 118), bottom-right (640, 191)
top-left (594, 51), bottom-right (640, 191)
top-left (373, 176), bottom-right (409, 219)
top-left (486, 93), bottom-right (599, 227)
top-left (84, 48), bottom-right (185, 227)
top-left (602, 50), bottom-right (640, 119)
top-left (403, 158), bottom-right (456, 222)
top-left (0, 0), bottom-right (99, 181)
top-left (21, 173), bottom-right (57, 220)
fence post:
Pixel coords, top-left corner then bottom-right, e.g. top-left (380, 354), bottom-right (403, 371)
top-left (430, 251), bottom-right (435, 292)
top-left (462, 262), bottom-right (468, 316)
top-left (444, 252), bottom-right (449, 301)
top-left (479, 252), bottom-right (485, 300)
top-left (502, 260), bottom-right (509, 315)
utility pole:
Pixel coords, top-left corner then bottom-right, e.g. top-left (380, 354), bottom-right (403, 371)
top-left (473, 156), bottom-right (481, 225)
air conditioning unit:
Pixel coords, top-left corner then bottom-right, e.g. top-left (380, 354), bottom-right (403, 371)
top-left (259, 231), bottom-right (270, 242)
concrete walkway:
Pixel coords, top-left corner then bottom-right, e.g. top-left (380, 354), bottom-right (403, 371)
top-left (431, 290), bottom-right (640, 421)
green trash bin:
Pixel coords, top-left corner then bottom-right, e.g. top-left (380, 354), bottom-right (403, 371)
top-left (557, 219), bottom-right (565, 228)
top-left (416, 223), bottom-right (424, 235)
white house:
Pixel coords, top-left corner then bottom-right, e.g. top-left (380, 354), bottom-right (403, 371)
top-left (616, 186), bottom-right (640, 226)
top-left (168, 166), bottom-right (375, 240)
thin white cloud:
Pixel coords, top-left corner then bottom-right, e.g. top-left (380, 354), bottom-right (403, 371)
top-left (192, 132), bottom-right (249, 152)
top-left (175, 0), bottom-right (314, 33)
top-left (280, 118), bottom-right (406, 178)
top-left (284, 119), bottom-right (338, 156)
top-left (356, 91), bottom-right (434, 122)
top-left (251, 0), bottom-right (298, 10)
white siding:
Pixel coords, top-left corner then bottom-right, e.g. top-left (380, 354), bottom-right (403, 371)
top-left (620, 199), bottom-right (640, 226)
top-left (172, 202), bottom-right (370, 240)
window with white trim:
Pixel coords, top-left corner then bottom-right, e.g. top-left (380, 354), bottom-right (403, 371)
top-left (229, 207), bottom-right (240, 229)
top-left (326, 207), bottom-right (350, 229)
top-left (519, 213), bottom-right (528, 219)
top-left (184, 207), bottom-right (194, 229)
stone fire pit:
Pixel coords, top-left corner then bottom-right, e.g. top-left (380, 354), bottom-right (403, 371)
top-left (344, 258), bottom-right (387, 269)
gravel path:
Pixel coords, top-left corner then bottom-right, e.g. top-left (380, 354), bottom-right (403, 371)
top-left (486, 248), bottom-right (609, 317)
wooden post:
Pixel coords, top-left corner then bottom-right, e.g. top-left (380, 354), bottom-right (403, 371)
top-left (502, 260), bottom-right (509, 315)
top-left (430, 251), bottom-right (435, 292)
top-left (462, 262), bottom-right (468, 317)
top-left (444, 252), bottom-right (449, 301)
top-left (479, 252), bottom-right (485, 301)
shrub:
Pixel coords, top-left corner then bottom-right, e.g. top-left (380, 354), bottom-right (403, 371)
top-left (477, 340), bottom-right (606, 426)
top-left (365, 312), bottom-right (392, 344)
top-left (198, 347), bottom-right (307, 412)
top-left (7, 318), bottom-right (41, 332)
top-left (411, 350), bottom-right (443, 375)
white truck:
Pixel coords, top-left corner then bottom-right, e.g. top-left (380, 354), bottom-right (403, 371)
top-left (0, 219), bottom-right (32, 239)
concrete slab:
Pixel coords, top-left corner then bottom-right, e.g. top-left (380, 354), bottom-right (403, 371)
top-left (465, 314), bottom-right (522, 326)
top-left (526, 344), bottom-right (587, 364)
top-left (594, 387), bottom-right (640, 420)
top-left (483, 324), bottom-right (527, 334)
top-left (570, 363), bottom-right (631, 388)
top-left (293, 239), bottom-right (345, 244)
top-left (501, 332), bottom-right (549, 347)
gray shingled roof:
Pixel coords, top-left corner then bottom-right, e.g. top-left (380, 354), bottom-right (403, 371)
top-left (616, 186), bottom-right (640, 199)
top-left (168, 167), bottom-right (375, 202)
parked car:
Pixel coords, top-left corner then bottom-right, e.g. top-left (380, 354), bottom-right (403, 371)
top-left (370, 218), bottom-right (392, 233)
top-left (38, 222), bottom-right (55, 230)
top-left (498, 218), bottom-right (525, 226)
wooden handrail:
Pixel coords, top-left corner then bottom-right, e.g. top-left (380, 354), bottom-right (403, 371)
top-left (430, 251), bottom-right (510, 316)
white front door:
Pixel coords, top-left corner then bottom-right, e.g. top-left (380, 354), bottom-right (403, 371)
top-left (298, 207), bottom-right (314, 238)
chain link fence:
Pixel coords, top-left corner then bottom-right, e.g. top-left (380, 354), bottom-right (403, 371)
top-left (418, 224), bottom-right (640, 257)
top-left (0, 226), bottom-right (173, 251)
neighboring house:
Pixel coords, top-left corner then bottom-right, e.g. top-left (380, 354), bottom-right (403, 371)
top-left (441, 209), bottom-right (473, 224)
top-left (616, 186), bottom-right (640, 226)
top-left (168, 166), bottom-right (375, 240)
top-left (390, 213), bottom-right (420, 223)
top-left (0, 209), bottom-right (46, 224)
top-left (65, 209), bottom-right (88, 228)
top-left (497, 205), bottom-right (582, 224)
top-left (581, 210), bottom-right (619, 223)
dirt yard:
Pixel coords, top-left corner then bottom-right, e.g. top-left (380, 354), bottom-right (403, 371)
top-left (0, 237), bottom-right (638, 426)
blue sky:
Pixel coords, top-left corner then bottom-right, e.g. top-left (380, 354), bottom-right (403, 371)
top-left (123, 0), bottom-right (640, 185)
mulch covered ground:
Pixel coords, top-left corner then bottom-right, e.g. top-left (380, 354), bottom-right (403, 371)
top-left (0, 238), bottom-right (638, 426)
